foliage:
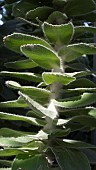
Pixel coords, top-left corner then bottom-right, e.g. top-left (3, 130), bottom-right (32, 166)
top-left (0, 0), bottom-right (96, 169)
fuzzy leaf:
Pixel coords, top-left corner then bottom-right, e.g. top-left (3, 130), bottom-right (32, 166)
top-left (0, 168), bottom-right (11, 170)
top-left (4, 33), bottom-right (51, 53)
top-left (26, 6), bottom-right (53, 21)
top-left (0, 111), bottom-right (45, 126)
top-left (0, 97), bottom-right (28, 108)
top-left (13, 1), bottom-right (37, 17)
top-left (0, 128), bottom-right (32, 137)
top-left (65, 0), bottom-right (96, 16)
top-left (53, 93), bottom-right (96, 108)
top-left (43, 72), bottom-right (76, 85)
top-left (12, 154), bottom-right (48, 170)
top-left (75, 26), bottom-right (96, 37)
top-left (0, 148), bottom-right (24, 156)
top-left (21, 44), bottom-right (60, 70)
top-left (5, 59), bottom-right (38, 70)
top-left (6, 81), bottom-right (51, 104)
top-left (52, 148), bottom-right (91, 170)
top-left (47, 11), bottom-right (68, 24)
top-left (61, 115), bottom-right (96, 128)
top-left (59, 43), bottom-right (96, 62)
top-left (0, 71), bottom-right (42, 82)
top-left (19, 92), bottom-right (58, 120)
top-left (42, 22), bottom-right (74, 46)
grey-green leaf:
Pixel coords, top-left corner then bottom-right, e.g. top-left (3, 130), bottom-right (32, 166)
top-left (0, 97), bottom-right (28, 108)
top-left (21, 44), bottom-right (60, 70)
top-left (53, 93), bottom-right (96, 108)
top-left (0, 111), bottom-right (45, 126)
top-left (52, 148), bottom-right (91, 170)
top-left (59, 43), bottom-right (96, 62)
top-left (19, 92), bottom-right (58, 120)
top-left (65, 0), bottom-right (96, 16)
top-left (42, 22), bottom-right (74, 46)
top-left (4, 33), bottom-right (51, 53)
top-left (5, 59), bottom-right (38, 70)
top-left (43, 72), bottom-right (76, 85)
top-left (0, 71), bottom-right (42, 82)
top-left (12, 154), bottom-right (48, 170)
top-left (26, 6), bottom-right (53, 21)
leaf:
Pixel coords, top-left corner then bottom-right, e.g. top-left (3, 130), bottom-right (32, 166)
top-left (0, 168), bottom-right (11, 170)
top-left (5, 59), bottom-right (38, 70)
top-left (19, 92), bottom-right (58, 120)
top-left (21, 44), bottom-right (60, 70)
top-left (0, 137), bottom-right (25, 147)
top-left (0, 148), bottom-right (24, 156)
top-left (43, 72), bottom-right (76, 85)
top-left (51, 148), bottom-right (91, 170)
top-left (75, 26), bottom-right (96, 37)
top-left (0, 111), bottom-right (45, 126)
top-left (0, 160), bottom-right (11, 167)
top-left (4, 33), bottom-right (51, 53)
top-left (12, 154), bottom-right (48, 170)
top-left (57, 115), bottom-right (96, 128)
top-left (0, 71), bottom-right (42, 82)
top-left (0, 128), bottom-right (32, 137)
top-left (59, 43), bottom-right (96, 62)
top-left (42, 22), bottom-right (74, 46)
top-left (52, 93), bottom-right (96, 108)
top-left (0, 131), bottom-right (47, 148)
top-left (83, 149), bottom-right (96, 164)
top-left (0, 97), bottom-right (28, 108)
top-left (47, 11), bottom-right (68, 24)
top-left (65, 0), bottom-right (96, 16)
top-left (64, 78), bottom-right (96, 89)
top-left (60, 107), bottom-right (96, 117)
top-left (55, 139), bottom-right (96, 149)
top-left (26, 6), bottom-right (53, 21)
top-left (6, 81), bottom-right (51, 104)
top-left (13, 1), bottom-right (37, 17)
top-left (52, 128), bottom-right (71, 137)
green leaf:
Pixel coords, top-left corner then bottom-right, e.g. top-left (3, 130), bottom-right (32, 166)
top-left (43, 72), bottom-right (76, 85)
top-left (42, 22), bottom-right (74, 46)
top-left (53, 93), bottom-right (96, 108)
top-left (26, 6), bottom-right (53, 21)
top-left (6, 81), bottom-right (51, 104)
top-left (13, 1), bottom-right (37, 17)
top-left (55, 139), bottom-right (96, 149)
top-left (64, 78), bottom-right (96, 89)
top-left (59, 43), bottom-right (96, 62)
top-left (19, 92), bottom-right (58, 120)
top-left (65, 0), bottom-right (96, 16)
top-left (0, 168), bottom-right (11, 170)
top-left (5, 59), bottom-right (38, 70)
top-left (52, 128), bottom-right (71, 137)
top-left (12, 154), bottom-right (48, 170)
top-left (0, 148), bottom-right (24, 156)
top-left (47, 11), bottom-right (68, 24)
top-left (21, 44), bottom-right (60, 70)
top-left (52, 148), bottom-right (91, 170)
top-left (0, 137), bottom-right (25, 147)
top-left (0, 128), bottom-right (32, 137)
top-left (0, 71), bottom-right (42, 82)
top-left (60, 107), bottom-right (96, 117)
top-left (57, 115), bottom-right (96, 128)
top-left (4, 33), bottom-right (51, 53)
top-left (0, 160), bottom-right (11, 167)
top-left (0, 131), bottom-right (47, 148)
top-left (0, 97), bottom-right (28, 108)
top-left (75, 26), bottom-right (96, 37)
top-left (0, 111), bottom-right (45, 126)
